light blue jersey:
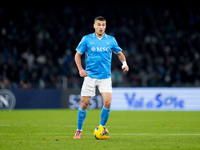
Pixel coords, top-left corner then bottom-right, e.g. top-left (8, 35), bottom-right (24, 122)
top-left (76, 33), bottom-right (122, 79)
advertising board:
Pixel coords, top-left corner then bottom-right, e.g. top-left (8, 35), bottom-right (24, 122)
top-left (111, 88), bottom-right (200, 111)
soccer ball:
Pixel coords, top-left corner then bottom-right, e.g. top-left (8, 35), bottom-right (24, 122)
top-left (94, 126), bottom-right (109, 140)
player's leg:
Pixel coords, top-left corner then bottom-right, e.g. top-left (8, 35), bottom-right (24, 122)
top-left (74, 77), bottom-right (96, 139)
top-left (98, 77), bottom-right (112, 127)
top-left (100, 92), bottom-right (112, 126)
top-left (74, 96), bottom-right (91, 139)
top-left (77, 96), bottom-right (90, 131)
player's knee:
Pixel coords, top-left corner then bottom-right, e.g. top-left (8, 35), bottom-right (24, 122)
top-left (81, 102), bottom-right (89, 109)
top-left (81, 97), bottom-right (90, 109)
top-left (104, 101), bottom-right (111, 108)
top-left (81, 101), bottom-right (89, 109)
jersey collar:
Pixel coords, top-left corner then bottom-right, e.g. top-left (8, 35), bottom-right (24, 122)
top-left (93, 32), bottom-right (108, 38)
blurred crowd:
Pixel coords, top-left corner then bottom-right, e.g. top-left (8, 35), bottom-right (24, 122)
top-left (0, 3), bottom-right (200, 89)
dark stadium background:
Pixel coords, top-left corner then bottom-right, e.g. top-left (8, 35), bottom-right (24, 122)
top-left (1, 0), bottom-right (200, 89)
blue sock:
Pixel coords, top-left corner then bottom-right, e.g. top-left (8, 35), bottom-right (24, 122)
top-left (100, 106), bottom-right (111, 126)
top-left (77, 107), bottom-right (87, 131)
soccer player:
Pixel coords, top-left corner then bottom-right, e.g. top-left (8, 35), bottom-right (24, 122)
top-left (74, 16), bottom-right (129, 139)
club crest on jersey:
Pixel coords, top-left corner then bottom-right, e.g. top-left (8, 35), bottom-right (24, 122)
top-left (91, 47), bottom-right (96, 51)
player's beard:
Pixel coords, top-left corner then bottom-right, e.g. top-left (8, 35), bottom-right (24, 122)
top-left (97, 30), bottom-right (104, 37)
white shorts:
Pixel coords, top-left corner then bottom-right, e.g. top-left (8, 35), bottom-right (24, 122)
top-left (81, 77), bottom-right (112, 97)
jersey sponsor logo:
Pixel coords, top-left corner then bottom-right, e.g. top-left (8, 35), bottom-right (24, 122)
top-left (0, 89), bottom-right (16, 110)
top-left (91, 47), bottom-right (110, 52)
top-left (90, 47), bottom-right (110, 52)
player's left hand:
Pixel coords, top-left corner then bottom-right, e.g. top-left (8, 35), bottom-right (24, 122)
top-left (122, 61), bottom-right (129, 72)
top-left (122, 66), bottom-right (129, 72)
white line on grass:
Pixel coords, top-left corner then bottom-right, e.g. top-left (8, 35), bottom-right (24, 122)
top-left (0, 133), bottom-right (200, 136)
top-left (1, 124), bottom-right (199, 130)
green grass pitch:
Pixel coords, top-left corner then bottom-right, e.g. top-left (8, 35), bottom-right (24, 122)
top-left (1, 109), bottom-right (200, 150)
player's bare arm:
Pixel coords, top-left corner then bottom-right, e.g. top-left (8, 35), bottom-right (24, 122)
top-left (117, 51), bottom-right (129, 72)
top-left (74, 51), bottom-right (88, 77)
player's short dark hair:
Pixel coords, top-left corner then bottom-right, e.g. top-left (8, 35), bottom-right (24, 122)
top-left (94, 16), bottom-right (106, 23)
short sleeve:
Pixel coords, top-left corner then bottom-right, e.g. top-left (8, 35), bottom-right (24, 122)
top-left (76, 36), bottom-right (87, 54)
top-left (112, 37), bottom-right (122, 54)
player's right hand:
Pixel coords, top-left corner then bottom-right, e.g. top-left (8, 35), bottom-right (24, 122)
top-left (79, 69), bottom-right (88, 77)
